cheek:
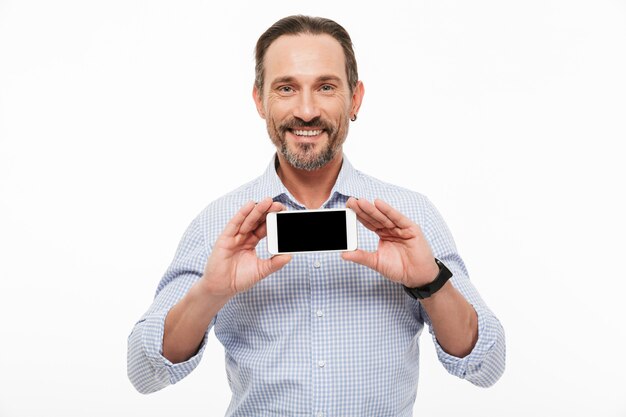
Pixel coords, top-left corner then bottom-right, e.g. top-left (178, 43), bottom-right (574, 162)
top-left (266, 94), bottom-right (293, 111)
top-left (328, 106), bottom-right (351, 129)
top-left (326, 96), bottom-right (352, 117)
top-left (266, 105), bottom-right (291, 124)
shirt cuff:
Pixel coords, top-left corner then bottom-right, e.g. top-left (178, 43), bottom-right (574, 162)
top-left (431, 303), bottom-right (497, 379)
top-left (141, 309), bottom-right (212, 385)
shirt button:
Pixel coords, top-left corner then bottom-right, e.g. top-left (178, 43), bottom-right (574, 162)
top-left (316, 413), bottom-right (325, 417)
top-left (317, 360), bottom-right (326, 368)
top-left (314, 260), bottom-right (321, 268)
top-left (316, 310), bottom-right (324, 318)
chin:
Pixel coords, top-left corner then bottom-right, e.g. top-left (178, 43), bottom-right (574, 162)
top-left (282, 145), bottom-right (339, 171)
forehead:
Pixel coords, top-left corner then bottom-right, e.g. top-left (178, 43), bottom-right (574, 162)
top-left (263, 34), bottom-right (346, 84)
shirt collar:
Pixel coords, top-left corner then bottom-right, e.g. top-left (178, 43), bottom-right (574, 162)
top-left (252, 153), bottom-right (367, 206)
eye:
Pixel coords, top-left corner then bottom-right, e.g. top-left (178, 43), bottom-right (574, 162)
top-left (319, 84), bottom-right (335, 92)
top-left (277, 85), bottom-right (294, 94)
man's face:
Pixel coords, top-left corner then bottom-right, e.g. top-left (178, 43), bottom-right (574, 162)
top-left (254, 34), bottom-right (363, 171)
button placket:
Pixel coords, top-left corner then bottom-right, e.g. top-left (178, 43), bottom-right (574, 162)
top-left (311, 255), bottom-right (327, 415)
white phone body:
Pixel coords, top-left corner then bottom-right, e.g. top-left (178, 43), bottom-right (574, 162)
top-left (266, 208), bottom-right (358, 255)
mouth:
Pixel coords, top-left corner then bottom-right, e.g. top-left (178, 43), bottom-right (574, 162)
top-left (290, 129), bottom-right (324, 137)
top-left (285, 128), bottom-right (326, 143)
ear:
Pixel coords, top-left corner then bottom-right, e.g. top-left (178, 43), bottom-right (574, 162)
top-left (252, 85), bottom-right (266, 119)
top-left (350, 81), bottom-right (365, 118)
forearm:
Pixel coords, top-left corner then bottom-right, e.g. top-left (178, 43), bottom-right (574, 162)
top-left (163, 279), bottom-right (231, 363)
top-left (420, 281), bottom-right (478, 358)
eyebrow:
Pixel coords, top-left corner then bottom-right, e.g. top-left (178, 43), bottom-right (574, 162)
top-left (270, 75), bottom-right (344, 86)
top-left (317, 75), bottom-right (343, 84)
top-left (270, 76), bottom-right (296, 86)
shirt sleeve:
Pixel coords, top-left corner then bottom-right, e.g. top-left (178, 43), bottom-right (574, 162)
top-left (419, 198), bottom-right (506, 388)
top-left (127, 213), bottom-right (215, 394)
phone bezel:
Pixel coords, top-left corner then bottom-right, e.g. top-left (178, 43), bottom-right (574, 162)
top-left (266, 208), bottom-right (358, 255)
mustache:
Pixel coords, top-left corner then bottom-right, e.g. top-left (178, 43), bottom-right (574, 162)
top-left (279, 117), bottom-right (334, 134)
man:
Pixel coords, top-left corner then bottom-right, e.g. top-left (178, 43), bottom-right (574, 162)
top-left (128, 15), bottom-right (505, 416)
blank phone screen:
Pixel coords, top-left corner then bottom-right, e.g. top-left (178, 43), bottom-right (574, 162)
top-left (276, 210), bottom-right (347, 252)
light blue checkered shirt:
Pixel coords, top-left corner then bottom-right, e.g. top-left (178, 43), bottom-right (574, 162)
top-left (127, 154), bottom-right (505, 416)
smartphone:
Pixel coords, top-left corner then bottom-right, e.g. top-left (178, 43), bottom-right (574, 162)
top-left (266, 208), bottom-right (358, 255)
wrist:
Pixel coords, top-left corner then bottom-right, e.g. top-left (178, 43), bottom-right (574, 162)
top-left (416, 261), bottom-right (441, 287)
top-left (403, 259), bottom-right (440, 288)
top-left (418, 280), bottom-right (453, 303)
top-left (403, 259), bottom-right (453, 300)
top-left (193, 276), bottom-right (234, 308)
top-left (199, 270), bottom-right (238, 297)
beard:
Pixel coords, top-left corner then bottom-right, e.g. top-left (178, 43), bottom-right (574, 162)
top-left (267, 115), bottom-right (348, 171)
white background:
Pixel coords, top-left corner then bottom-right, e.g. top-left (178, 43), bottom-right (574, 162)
top-left (1, 0), bottom-right (625, 416)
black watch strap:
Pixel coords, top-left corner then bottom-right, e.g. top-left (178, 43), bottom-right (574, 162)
top-left (403, 259), bottom-right (453, 300)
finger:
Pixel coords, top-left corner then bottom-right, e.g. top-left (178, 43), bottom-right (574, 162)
top-left (350, 199), bottom-right (390, 230)
top-left (341, 249), bottom-right (378, 270)
top-left (374, 199), bottom-right (414, 229)
top-left (354, 199), bottom-right (392, 229)
top-left (347, 201), bottom-right (380, 232)
top-left (251, 201), bottom-right (286, 240)
top-left (268, 201), bottom-right (286, 212)
top-left (357, 199), bottom-right (396, 229)
top-left (239, 197), bottom-right (274, 234)
top-left (222, 200), bottom-right (257, 237)
top-left (253, 219), bottom-right (268, 240)
top-left (259, 254), bottom-right (292, 278)
top-left (252, 200), bottom-right (285, 238)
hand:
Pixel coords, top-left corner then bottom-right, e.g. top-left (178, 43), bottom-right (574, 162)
top-left (201, 197), bottom-right (291, 297)
top-left (342, 197), bottom-right (439, 287)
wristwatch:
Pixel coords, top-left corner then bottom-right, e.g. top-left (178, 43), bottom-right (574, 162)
top-left (403, 258), bottom-right (453, 300)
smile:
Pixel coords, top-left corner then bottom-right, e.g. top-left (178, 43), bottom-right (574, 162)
top-left (291, 129), bottom-right (323, 137)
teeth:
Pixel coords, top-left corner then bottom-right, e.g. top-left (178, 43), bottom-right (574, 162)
top-left (292, 129), bottom-right (322, 137)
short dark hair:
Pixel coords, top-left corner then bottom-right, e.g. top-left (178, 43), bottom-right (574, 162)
top-left (255, 15), bottom-right (358, 94)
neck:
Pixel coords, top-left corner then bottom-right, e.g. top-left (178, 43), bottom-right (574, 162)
top-left (275, 151), bottom-right (343, 209)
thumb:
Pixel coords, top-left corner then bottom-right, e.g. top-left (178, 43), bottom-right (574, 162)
top-left (260, 254), bottom-right (292, 278)
top-left (341, 249), bottom-right (377, 270)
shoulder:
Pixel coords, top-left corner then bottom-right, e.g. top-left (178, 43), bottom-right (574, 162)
top-left (353, 169), bottom-right (435, 224)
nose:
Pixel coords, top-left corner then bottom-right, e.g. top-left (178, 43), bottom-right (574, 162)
top-left (293, 90), bottom-right (321, 122)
